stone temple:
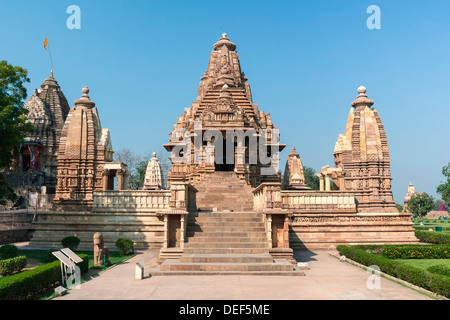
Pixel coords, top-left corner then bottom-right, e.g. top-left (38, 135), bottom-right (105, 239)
top-left (25, 34), bottom-right (417, 275)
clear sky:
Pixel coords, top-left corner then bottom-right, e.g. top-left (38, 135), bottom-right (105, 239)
top-left (1, 0), bottom-right (449, 203)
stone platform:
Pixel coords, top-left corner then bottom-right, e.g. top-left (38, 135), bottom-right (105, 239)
top-left (150, 211), bottom-right (303, 276)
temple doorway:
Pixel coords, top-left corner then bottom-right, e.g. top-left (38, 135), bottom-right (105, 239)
top-left (214, 136), bottom-right (235, 172)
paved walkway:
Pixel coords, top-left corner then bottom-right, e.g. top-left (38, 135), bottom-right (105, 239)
top-left (53, 249), bottom-right (432, 300)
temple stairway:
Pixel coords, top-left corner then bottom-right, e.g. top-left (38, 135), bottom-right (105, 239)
top-left (149, 211), bottom-right (304, 276)
top-left (194, 172), bottom-right (254, 212)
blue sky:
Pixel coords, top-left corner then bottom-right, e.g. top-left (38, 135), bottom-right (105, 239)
top-left (1, 0), bottom-right (449, 203)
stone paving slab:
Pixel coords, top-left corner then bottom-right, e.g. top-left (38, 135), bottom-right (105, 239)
top-left (53, 249), bottom-right (433, 300)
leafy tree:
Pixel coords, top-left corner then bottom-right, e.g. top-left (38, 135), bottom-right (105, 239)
top-left (437, 162), bottom-right (450, 206)
top-left (395, 203), bottom-right (404, 213)
top-left (406, 193), bottom-right (435, 225)
top-left (303, 166), bottom-right (320, 190)
top-left (0, 60), bottom-right (34, 205)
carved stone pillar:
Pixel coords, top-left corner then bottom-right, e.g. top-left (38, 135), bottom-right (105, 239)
top-left (267, 214), bottom-right (272, 249)
top-left (102, 169), bottom-right (109, 191)
top-left (317, 173), bottom-right (324, 191)
top-left (325, 174), bottom-right (331, 191)
top-left (180, 215), bottom-right (185, 249)
top-left (163, 214), bottom-right (168, 248)
top-left (117, 169), bottom-right (124, 191)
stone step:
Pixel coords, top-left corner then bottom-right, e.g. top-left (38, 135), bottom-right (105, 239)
top-left (184, 241), bottom-right (269, 249)
top-left (187, 236), bottom-right (267, 243)
top-left (159, 260), bottom-right (296, 272)
top-left (179, 254), bottom-right (274, 264)
top-left (186, 231), bottom-right (267, 238)
top-left (188, 217), bottom-right (262, 223)
top-left (191, 212), bottom-right (259, 218)
top-left (149, 269), bottom-right (305, 276)
top-left (182, 247), bottom-right (269, 254)
top-left (188, 226), bottom-right (265, 232)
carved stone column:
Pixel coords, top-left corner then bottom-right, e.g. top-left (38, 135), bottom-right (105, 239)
top-left (180, 215), bottom-right (185, 249)
top-left (117, 169), bottom-right (124, 191)
top-left (267, 214), bottom-right (272, 249)
top-left (102, 169), bottom-right (109, 191)
top-left (163, 214), bottom-right (168, 248)
top-left (325, 174), bottom-right (331, 191)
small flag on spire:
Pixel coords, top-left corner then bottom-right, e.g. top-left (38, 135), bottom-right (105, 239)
top-left (43, 37), bottom-right (48, 50)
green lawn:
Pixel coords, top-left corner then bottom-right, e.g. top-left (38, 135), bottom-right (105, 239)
top-left (412, 218), bottom-right (450, 233)
top-left (395, 259), bottom-right (450, 271)
top-left (18, 249), bottom-right (134, 269)
top-left (20, 249), bottom-right (136, 300)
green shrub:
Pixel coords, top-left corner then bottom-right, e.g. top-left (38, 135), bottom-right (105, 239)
top-left (0, 260), bottom-right (61, 300)
top-left (0, 256), bottom-right (27, 276)
top-left (76, 253), bottom-right (89, 274)
top-left (427, 265), bottom-right (450, 277)
top-left (0, 253), bottom-right (89, 300)
top-left (46, 248), bottom-right (60, 262)
top-left (415, 230), bottom-right (450, 244)
top-left (336, 245), bottom-right (450, 298)
top-left (380, 245), bottom-right (450, 259)
top-left (61, 236), bottom-right (81, 251)
top-left (115, 238), bottom-right (134, 255)
top-left (0, 244), bottom-right (18, 260)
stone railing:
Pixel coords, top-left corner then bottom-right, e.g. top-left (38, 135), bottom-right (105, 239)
top-left (93, 190), bottom-right (171, 211)
top-left (93, 182), bottom-right (198, 213)
top-left (169, 182), bottom-right (198, 212)
top-left (281, 190), bottom-right (356, 213)
top-left (253, 182), bottom-right (356, 213)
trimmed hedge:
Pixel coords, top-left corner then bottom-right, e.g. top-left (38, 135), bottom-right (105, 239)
top-left (427, 265), bottom-right (450, 277)
top-left (0, 256), bottom-right (27, 276)
top-left (0, 253), bottom-right (89, 300)
top-left (0, 260), bottom-right (61, 300)
top-left (0, 244), bottom-right (18, 260)
top-left (380, 245), bottom-right (450, 259)
top-left (337, 245), bottom-right (450, 299)
top-left (415, 230), bottom-right (450, 244)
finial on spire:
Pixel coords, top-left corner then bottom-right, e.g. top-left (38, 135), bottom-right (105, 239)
top-left (74, 86), bottom-right (95, 109)
top-left (50, 70), bottom-right (54, 78)
top-left (357, 85), bottom-right (367, 96)
top-left (222, 33), bottom-right (227, 38)
top-left (153, 151), bottom-right (157, 157)
top-left (351, 85), bottom-right (373, 108)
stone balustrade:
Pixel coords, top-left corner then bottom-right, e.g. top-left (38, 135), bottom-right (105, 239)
top-left (281, 191), bottom-right (356, 213)
top-left (93, 190), bottom-right (171, 211)
top-left (253, 182), bottom-right (356, 213)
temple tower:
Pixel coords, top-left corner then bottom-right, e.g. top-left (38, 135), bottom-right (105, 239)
top-left (283, 147), bottom-right (308, 190)
top-left (143, 152), bottom-right (163, 190)
top-left (164, 33), bottom-right (285, 191)
top-left (9, 71), bottom-right (70, 194)
top-left (53, 87), bottom-right (126, 211)
top-left (326, 86), bottom-right (397, 213)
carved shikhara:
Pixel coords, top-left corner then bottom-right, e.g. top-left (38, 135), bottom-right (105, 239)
top-left (163, 33), bottom-right (285, 188)
top-left (321, 86), bottom-right (397, 213)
